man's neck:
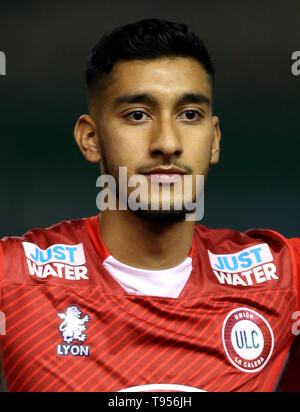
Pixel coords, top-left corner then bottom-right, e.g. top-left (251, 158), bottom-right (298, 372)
top-left (99, 210), bottom-right (195, 270)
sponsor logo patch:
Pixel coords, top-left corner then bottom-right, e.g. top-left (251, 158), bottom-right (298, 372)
top-left (22, 242), bottom-right (89, 281)
top-left (208, 244), bottom-right (278, 287)
top-left (222, 308), bottom-right (274, 373)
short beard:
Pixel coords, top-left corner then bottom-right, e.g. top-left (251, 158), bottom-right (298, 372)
top-left (100, 149), bottom-right (196, 225)
top-left (132, 208), bottom-right (189, 225)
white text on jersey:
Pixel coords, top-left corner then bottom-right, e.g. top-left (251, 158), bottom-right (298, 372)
top-left (22, 242), bottom-right (89, 281)
top-left (208, 244), bottom-right (278, 287)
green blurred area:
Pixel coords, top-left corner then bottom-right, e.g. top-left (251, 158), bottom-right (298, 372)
top-left (0, 0), bottom-right (300, 238)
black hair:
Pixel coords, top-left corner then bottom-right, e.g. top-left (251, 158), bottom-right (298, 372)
top-left (86, 18), bottom-right (214, 95)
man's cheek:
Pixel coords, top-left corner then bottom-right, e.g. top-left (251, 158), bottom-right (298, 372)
top-left (187, 148), bottom-right (211, 173)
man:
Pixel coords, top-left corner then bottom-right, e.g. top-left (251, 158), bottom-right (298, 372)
top-left (0, 18), bottom-right (299, 392)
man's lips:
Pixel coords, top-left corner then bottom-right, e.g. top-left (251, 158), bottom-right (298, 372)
top-left (142, 168), bottom-right (186, 184)
top-left (147, 174), bottom-right (183, 183)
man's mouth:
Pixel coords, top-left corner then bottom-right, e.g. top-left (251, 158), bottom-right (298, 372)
top-left (146, 174), bottom-right (183, 184)
top-left (142, 167), bottom-right (186, 184)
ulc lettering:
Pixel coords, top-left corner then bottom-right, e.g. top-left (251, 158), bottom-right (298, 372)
top-left (235, 330), bottom-right (260, 350)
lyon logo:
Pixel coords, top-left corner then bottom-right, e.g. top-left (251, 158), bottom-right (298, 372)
top-left (58, 305), bottom-right (90, 344)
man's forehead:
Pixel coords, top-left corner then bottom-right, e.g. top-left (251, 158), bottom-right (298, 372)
top-left (114, 57), bottom-right (209, 83)
top-left (105, 57), bottom-right (212, 101)
top-left (90, 57), bottom-right (213, 110)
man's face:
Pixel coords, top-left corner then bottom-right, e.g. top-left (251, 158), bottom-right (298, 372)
top-left (87, 57), bottom-right (221, 223)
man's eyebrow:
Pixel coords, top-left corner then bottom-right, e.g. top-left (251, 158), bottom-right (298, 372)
top-left (112, 92), bottom-right (211, 108)
top-left (113, 93), bottom-right (156, 107)
top-left (177, 93), bottom-right (211, 106)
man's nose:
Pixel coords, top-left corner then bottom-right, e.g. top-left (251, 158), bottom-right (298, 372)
top-left (149, 116), bottom-right (184, 159)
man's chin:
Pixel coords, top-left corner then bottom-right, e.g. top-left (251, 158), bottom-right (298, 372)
top-left (132, 208), bottom-right (188, 225)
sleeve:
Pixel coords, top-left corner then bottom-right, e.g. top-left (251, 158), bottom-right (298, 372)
top-left (0, 236), bottom-right (33, 285)
top-left (0, 239), bottom-right (5, 331)
top-left (0, 242), bottom-right (6, 393)
top-left (276, 337), bottom-right (300, 392)
top-left (275, 238), bottom-right (300, 392)
top-left (288, 238), bottom-right (300, 310)
top-left (0, 241), bottom-right (3, 286)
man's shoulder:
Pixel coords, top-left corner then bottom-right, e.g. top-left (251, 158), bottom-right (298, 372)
top-left (192, 224), bottom-right (300, 298)
top-left (193, 223), bottom-right (298, 249)
top-left (0, 216), bottom-right (89, 247)
top-left (0, 216), bottom-right (96, 285)
top-left (0, 216), bottom-right (93, 268)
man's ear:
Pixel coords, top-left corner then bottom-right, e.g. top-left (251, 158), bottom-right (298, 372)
top-left (210, 116), bottom-right (221, 165)
top-left (74, 115), bottom-right (102, 163)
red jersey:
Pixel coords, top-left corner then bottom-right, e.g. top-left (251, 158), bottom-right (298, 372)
top-left (0, 215), bottom-right (299, 392)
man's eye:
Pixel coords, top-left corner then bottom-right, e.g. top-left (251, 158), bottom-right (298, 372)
top-left (126, 111), bottom-right (149, 122)
top-left (179, 110), bottom-right (202, 121)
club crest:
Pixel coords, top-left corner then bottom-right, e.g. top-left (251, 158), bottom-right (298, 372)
top-left (57, 305), bottom-right (90, 357)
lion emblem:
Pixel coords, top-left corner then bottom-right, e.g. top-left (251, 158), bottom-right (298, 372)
top-left (58, 306), bottom-right (90, 344)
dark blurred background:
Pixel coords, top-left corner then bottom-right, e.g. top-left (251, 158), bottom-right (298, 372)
top-left (0, 0), bottom-right (300, 238)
